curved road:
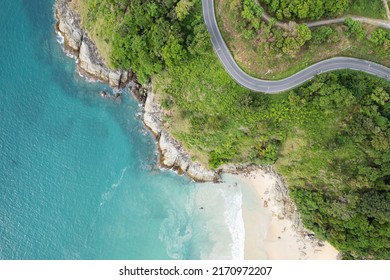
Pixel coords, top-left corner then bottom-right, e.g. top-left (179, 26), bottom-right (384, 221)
top-left (202, 0), bottom-right (390, 93)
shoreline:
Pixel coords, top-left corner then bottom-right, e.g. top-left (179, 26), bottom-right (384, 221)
top-left (54, 0), bottom-right (340, 260)
top-left (235, 169), bottom-right (339, 260)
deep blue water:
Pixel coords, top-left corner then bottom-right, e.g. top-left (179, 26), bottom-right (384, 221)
top-left (0, 0), bottom-right (244, 260)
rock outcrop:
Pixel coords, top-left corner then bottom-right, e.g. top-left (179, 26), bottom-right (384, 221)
top-left (143, 89), bottom-right (219, 182)
top-left (55, 0), bottom-right (128, 88)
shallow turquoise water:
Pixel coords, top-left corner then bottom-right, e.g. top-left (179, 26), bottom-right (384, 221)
top-left (0, 0), bottom-right (244, 259)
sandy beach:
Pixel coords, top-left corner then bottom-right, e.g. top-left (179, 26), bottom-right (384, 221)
top-left (234, 169), bottom-right (339, 260)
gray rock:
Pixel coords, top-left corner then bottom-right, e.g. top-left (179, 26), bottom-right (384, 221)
top-left (55, 0), bottom-right (128, 88)
top-left (109, 71), bottom-right (122, 88)
top-left (143, 88), bottom-right (218, 182)
top-left (120, 71), bottom-right (129, 86)
top-left (143, 91), bottom-right (163, 135)
top-left (159, 131), bottom-right (180, 167)
top-left (187, 162), bottom-right (217, 182)
top-left (78, 36), bottom-right (111, 82)
top-left (55, 0), bottom-right (83, 52)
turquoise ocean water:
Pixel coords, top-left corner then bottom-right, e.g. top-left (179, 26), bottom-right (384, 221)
top-left (0, 0), bottom-right (245, 259)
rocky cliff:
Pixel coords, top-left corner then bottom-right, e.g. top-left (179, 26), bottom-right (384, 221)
top-left (143, 88), bottom-right (219, 182)
top-left (55, 0), bottom-right (128, 88)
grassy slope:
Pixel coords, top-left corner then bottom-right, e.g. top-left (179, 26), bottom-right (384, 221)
top-left (216, 0), bottom-right (390, 80)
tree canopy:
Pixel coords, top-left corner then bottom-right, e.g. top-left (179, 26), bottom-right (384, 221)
top-left (261, 0), bottom-right (349, 20)
top-left (81, 0), bottom-right (209, 83)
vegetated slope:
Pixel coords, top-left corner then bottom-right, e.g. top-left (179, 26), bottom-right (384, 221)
top-left (275, 73), bottom-right (390, 259)
top-left (156, 51), bottom-right (390, 258)
top-left (72, 0), bottom-right (390, 259)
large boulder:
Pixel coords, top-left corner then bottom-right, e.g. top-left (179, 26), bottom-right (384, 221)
top-left (109, 71), bottom-right (122, 88)
top-left (78, 38), bottom-right (109, 81)
top-left (159, 131), bottom-right (180, 167)
top-left (187, 162), bottom-right (218, 182)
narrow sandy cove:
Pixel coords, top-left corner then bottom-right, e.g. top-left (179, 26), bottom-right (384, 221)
top-left (232, 169), bottom-right (339, 260)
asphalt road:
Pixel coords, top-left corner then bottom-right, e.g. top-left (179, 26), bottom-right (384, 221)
top-left (202, 0), bottom-right (390, 93)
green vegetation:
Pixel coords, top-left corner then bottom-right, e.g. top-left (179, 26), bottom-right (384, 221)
top-left (260, 0), bottom-right (349, 20)
top-left (370, 28), bottom-right (390, 52)
top-left (155, 43), bottom-right (390, 258)
top-left (71, 0), bottom-right (209, 83)
top-left (280, 23), bottom-right (312, 56)
top-left (216, 0), bottom-right (390, 80)
top-left (347, 0), bottom-right (387, 19)
top-left (260, 0), bottom-right (387, 20)
top-left (276, 73), bottom-right (390, 259)
top-left (73, 0), bottom-right (390, 259)
top-left (241, 0), bottom-right (264, 31)
top-left (344, 17), bottom-right (366, 40)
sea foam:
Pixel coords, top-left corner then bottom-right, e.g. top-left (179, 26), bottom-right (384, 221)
top-left (220, 183), bottom-right (245, 260)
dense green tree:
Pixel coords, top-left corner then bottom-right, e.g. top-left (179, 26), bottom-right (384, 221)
top-left (281, 23), bottom-right (312, 56)
top-left (344, 17), bottom-right (366, 40)
top-left (370, 28), bottom-right (389, 46)
top-left (175, 0), bottom-right (194, 21)
top-left (162, 35), bottom-right (187, 67)
top-left (81, 0), bottom-right (212, 83)
top-left (310, 26), bottom-right (335, 46)
top-left (241, 0), bottom-right (263, 30)
top-left (261, 0), bottom-right (348, 20)
top-left (370, 28), bottom-right (390, 52)
top-left (277, 72), bottom-right (390, 259)
top-left (188, 23), bottom-right (211, 55)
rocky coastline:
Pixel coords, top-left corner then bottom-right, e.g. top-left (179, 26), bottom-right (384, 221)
top-left (54, 0), bottom-right (219, 182)
top-left (55, 0), bottom-right (130, 88)
top-left (53, 0), bottom-right (300, 197)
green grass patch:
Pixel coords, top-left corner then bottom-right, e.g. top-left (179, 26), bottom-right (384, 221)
top-left (70, 0), bottom-right (117, 66)
top-left (347, 0), bottom-right (387, 19)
